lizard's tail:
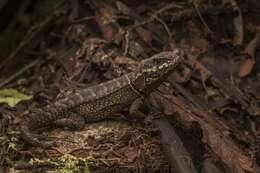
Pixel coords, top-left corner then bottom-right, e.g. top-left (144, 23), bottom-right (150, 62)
top-left (19, 111), bottom-right (56, 148)
top-left (20, 122), bottom-right (40, 146)
top-left (20, 121), bottom-right (55, 148)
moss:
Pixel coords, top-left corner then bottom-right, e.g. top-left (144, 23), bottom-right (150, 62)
top-left (0, 127), bottom-right (19, 152)
top-left (30, 154), bottom-right (92, 173)
top-left (55, 154), bottom-right (92, 173)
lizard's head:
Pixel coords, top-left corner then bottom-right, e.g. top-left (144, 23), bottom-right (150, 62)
top-left (137, 49), bottom-right (183, 93)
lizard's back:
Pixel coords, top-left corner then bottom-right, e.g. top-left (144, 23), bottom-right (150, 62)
top-left (32, 72), bottom-right (140, 126)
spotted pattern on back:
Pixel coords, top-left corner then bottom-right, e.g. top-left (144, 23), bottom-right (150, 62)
top-left (77, 83), bottom-right (140, 121)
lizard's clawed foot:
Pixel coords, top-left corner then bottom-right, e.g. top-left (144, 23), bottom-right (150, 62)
top-left (39, 140), bottom-right (57, 148)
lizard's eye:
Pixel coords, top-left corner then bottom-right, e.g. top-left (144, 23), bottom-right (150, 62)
top-left (154, 60), bottom-right (162, 65)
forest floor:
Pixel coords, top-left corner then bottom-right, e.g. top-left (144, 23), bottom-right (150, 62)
top-left (0, 0), bottom-right (260, 173)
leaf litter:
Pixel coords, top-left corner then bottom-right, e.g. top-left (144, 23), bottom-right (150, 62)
top-left (0, 0), bottom-right (259, 173)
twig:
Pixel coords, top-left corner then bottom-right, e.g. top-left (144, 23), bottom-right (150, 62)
top-left (171, 5), bottom-right (233, 22)
top-left (192, 1), bottom-right (212, 33)
top-left (168, 80), bottom-right (208, 110)
top-left (0, 59), bottom-right (41, 88)
top-left (152, 15), bottom-right (172, 41)
top-left (117, 1), bottom-right (176, 44)
top-left (70, 16), bottom-right (96, 24)
top-left (129, 5), bottom-right (233, 31)
top-left (153, 2), bottom-right (182, 15)
top-left (123, 30), bottom-right (130, 56)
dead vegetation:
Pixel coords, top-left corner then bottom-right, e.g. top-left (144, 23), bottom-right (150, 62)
top-left (0, 0), bottom-right (260, 173)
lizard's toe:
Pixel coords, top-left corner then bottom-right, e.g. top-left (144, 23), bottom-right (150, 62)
top-left (41, 141), bottom-right (57, 148)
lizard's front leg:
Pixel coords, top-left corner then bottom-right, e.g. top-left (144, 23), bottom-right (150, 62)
top-left (127, 98), bottom-right (146, 119)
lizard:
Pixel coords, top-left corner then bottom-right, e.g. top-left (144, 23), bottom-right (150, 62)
top-left (20, 50), bottom-right (184, 147)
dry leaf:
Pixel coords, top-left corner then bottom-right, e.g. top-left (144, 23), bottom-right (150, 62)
top-left (123, 147), bottom-right (138, 163)
top-left (223, 0), bottom-right (244, 46)
top-left (238, 58), bottom-right (255, 77)
top-left (116, 1), bottom-right (130, 14)
top-left (136, 27), bottom-right (153, 44)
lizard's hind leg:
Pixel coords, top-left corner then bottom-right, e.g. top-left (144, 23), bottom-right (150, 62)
top-left (53, 113), bottom-right (85, 130)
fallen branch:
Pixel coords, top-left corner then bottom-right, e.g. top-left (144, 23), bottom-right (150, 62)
top-left (148, 92), bottom-right (260, 173)
top-left (151, 115), bottom-right (199, 173)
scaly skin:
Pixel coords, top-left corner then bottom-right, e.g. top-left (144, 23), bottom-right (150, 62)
top-left (20, 50), bottom-right (183, 147)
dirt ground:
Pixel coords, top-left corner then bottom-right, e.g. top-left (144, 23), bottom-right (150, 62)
top-left (0, 0), bottom-right (260, 173)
